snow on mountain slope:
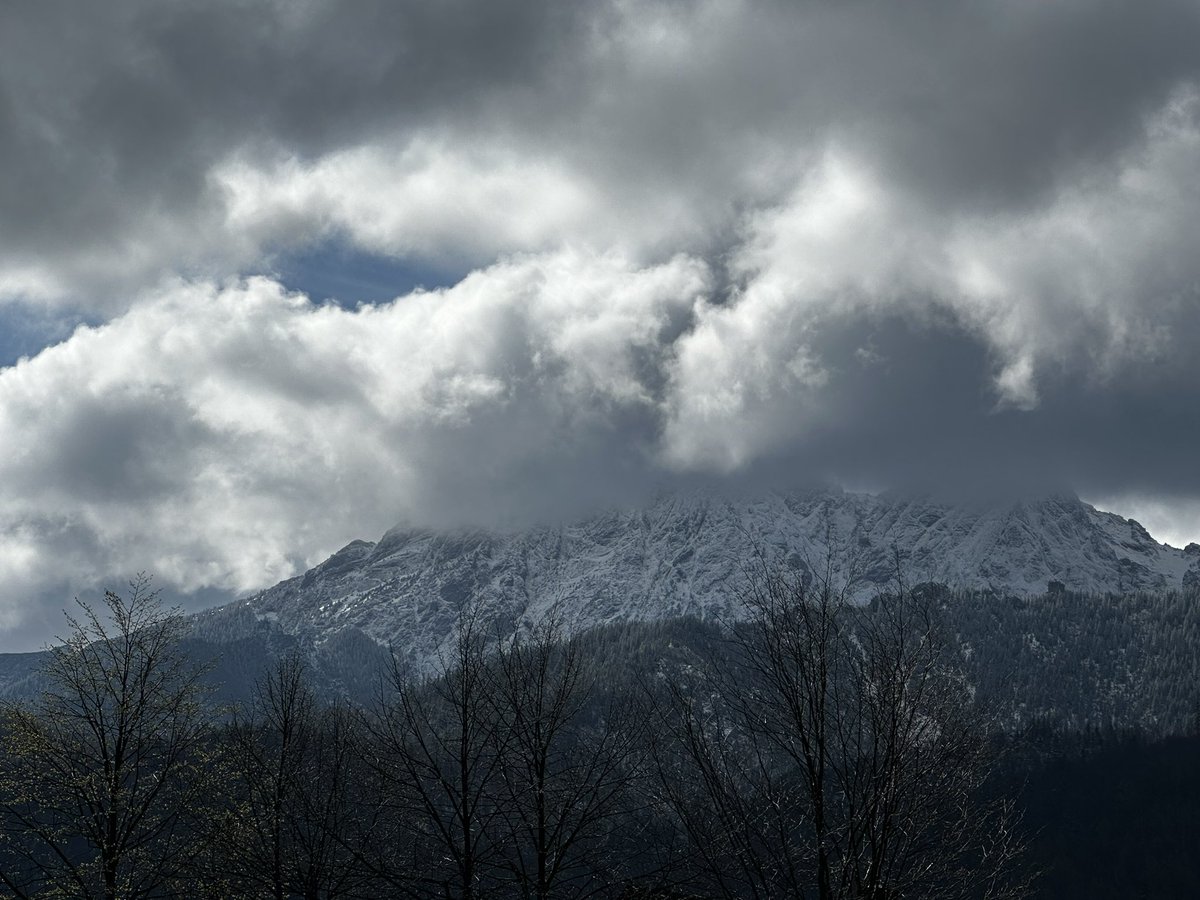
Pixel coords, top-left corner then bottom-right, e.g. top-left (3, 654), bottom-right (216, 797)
top-left (202, 489), bottom-right (1200, 671)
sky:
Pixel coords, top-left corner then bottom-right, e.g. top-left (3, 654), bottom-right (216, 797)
top-left (2, 0), bottom-right (1200, 649)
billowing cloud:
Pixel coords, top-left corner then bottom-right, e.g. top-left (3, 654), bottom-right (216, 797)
top-left (0, 253), bottom-right (707, 631)
top-left (7, 0), bottom-right (1198, 308)
top-left (3, 0), bottom-right (1200, 644)
top-left (665, 87), bottom-right (1200, 466)
top-left (214, 140), bottom-right (602, 269)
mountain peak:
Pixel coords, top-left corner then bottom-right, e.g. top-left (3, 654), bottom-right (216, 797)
top-left (217, 488), bottom-right (1199, 671)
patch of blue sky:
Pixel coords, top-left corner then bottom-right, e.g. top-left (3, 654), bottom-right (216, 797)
top-left (0, 304), bottom-right (94, 369)
top-left (268, 239), bottom-right (465, 310)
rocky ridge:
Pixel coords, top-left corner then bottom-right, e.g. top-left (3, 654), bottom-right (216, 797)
top-left (195, 489), bottom-right (1200, 672)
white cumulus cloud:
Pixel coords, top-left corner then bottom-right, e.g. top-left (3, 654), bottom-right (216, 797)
top-left (0, 251), bottom-right (708, 633)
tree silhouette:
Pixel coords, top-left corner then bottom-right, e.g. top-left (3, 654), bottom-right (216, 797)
top-left (0, 575), bottom-right (218, 899)
top-left (656, 559), bottom-right (1031, 899)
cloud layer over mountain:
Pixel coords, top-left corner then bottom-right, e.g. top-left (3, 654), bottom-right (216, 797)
top-left (3, 0), bottom-right (1200, 644)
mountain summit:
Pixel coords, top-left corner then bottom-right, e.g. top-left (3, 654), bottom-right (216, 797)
top-left (200, 490), bottom-right (1200, 670)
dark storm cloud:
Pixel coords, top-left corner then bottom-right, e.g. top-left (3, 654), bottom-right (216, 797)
top-left (4, 0), bottom-right (1200, 303)
top-left (517, 0), bottom-right (1200, 239)
top-left (27, 397), bottom-right (211, 504)
top-left (831, 0), bottom-right (1200, 208)
top-left (0, 0), bottom-right (590, 300)
top-left (3, 0), bottom-right (1200, 645)
top-left (751, 311), bottom-right (1200, 502)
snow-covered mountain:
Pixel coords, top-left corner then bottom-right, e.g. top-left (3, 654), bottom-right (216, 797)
top-left (197, 489), bottom-right (1200, 671)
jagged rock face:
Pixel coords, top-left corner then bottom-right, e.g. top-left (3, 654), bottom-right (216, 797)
top-left (207, 490), bottom-right (1200, 670)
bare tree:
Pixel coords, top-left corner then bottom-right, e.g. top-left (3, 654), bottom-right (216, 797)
top-left (0, 575), bottom-right (218, 899)
top-left (491, 612), bottom-right (644, 898)
top-left (365, 608), bottom-right (506, 899)
top-left (656, 558), bottom-right (1030, 899)
top-left (212, 653), bottom-right (378, 899)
